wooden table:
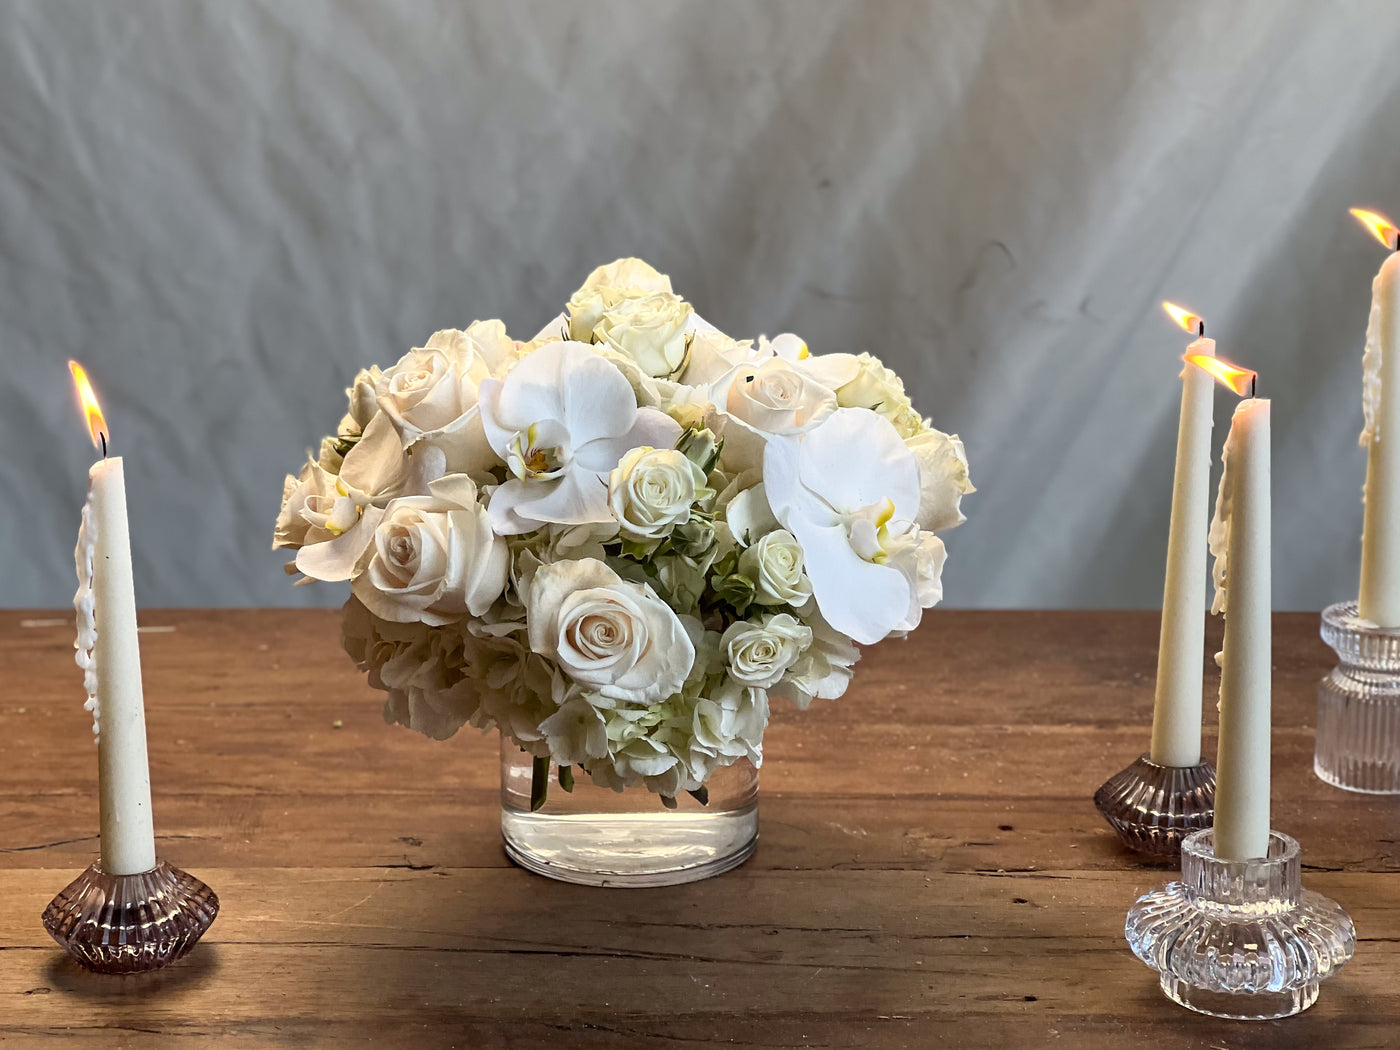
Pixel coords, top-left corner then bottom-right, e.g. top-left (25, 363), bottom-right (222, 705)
top-left (1, 609), bottom-right (1397, 1048)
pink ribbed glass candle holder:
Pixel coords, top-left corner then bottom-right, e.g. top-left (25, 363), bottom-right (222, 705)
top-left (42, 860), bottom-right (218, 974)
top-left (1315, 600), bottom-right (1400, 793)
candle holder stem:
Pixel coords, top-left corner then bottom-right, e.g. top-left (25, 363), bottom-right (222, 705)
top-left (1125, 829), bottom-right (1353, 1019)
top-left (42, 859), bottom-right (218, 974)
top-left (1094, 753), bottom-right (1215, 859)
top-left (1315, 600), bottom-right (1400, 793)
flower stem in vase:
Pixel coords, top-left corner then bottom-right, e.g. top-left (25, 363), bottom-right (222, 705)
top-left (557, 765), bottom-right (575, 792)
top-left (530, 755), bottom-right (550, 812)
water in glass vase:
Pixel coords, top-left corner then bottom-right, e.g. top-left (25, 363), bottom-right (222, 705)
top-left (499, 738), bottom-right (758, 886)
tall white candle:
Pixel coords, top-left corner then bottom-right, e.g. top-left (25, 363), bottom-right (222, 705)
top-left (70, 362), bottom-right (156, 877)
top-left (1210, 396), bottom-right (1272, 862)
top-left (1358, 243), bottom-right (1400, 626)
top-left (1150, 323), bottom-right (1216, 767)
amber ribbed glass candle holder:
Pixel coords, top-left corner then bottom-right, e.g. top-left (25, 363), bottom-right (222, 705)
top-left (1094, 753), bottom-right (1216, 859)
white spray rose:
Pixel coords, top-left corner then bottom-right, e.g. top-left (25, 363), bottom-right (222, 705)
top-left (274, 457), bottom-right (353, 551)
top-left (608, 446), bottom-right (705, 542)
top-left (338, 365), bottom-right (382, 437)
top-left (722, 613), bottom-right (813, 688)
top-left (738, 529), bottom-right (813, 607)
top-left (593, 292), bottom-right (694, 378)
top-left (352, 474), bottom-right (508, 626)
top-left (526, 558), bottom-right (695, 704)
top-left (906, 428), bottom-right (974, 532)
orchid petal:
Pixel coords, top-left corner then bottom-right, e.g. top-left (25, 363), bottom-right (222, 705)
top-left (793, 520), bottom-right (912, 645)
top-left (796, 408), bottom-right (920, 519)
top-left (295, 506), bottom-right (385, 581)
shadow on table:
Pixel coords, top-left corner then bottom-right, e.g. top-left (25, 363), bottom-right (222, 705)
top-left (41, 942), bottom-right (220, 999)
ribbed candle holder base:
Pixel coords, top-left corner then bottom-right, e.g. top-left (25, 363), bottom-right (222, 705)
top-left (1126, 830), bottom-right (1354, 1020)
top-left (1315, 601), bottom-right (1400, 794)
top-left (1094, 753), bottom-right (1216, 859)
top-left (42, 860), bottom-right (218, 974)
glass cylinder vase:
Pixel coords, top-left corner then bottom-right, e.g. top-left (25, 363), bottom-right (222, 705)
top-left (499, 738), bottom-right (759, 887)
top-left (1315, 600), bottom-right (1400, 793)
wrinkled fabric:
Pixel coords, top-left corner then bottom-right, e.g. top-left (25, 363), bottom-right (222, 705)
top-left (3, 0), bottom-right (1400, 609)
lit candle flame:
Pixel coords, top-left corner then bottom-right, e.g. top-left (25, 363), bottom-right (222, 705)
top-left (68, 360), bottom-right (109, 453)
top-left (1162, 301), bottom-right (1205, 336)
top-left (1185, 353), bottom-right (1256, 397)
top-left (1350, 208), bottom-right (1399, 250)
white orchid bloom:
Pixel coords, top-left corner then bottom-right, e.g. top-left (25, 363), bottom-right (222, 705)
top-left (764, 407), bottom-right (946, 645)
top-left (478, 341), bottom-right (681, 534)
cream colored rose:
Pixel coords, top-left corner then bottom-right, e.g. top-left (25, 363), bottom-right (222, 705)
top-left (526, 558), bottom-right (695, 704)
top-left (566, 258), bottom-right (674, 341)
top-left (352, 474), bottom-right (508, 626)
top-left (593, 292), bottom-right (694, 378)
top-left (721, 613), bottom-right (813, 688)
top-left (907, 429), bottom-right (974, 532)
top-left (337, 365), bottom-right (382, 438)
top-left (835, 353), bottom-right (923, 438)
top-left (738, 529), bottom-right (813, 608)
top-left (608, 446), bottom-right (704, 542)
top-left (375, 324), bottom-right (498, 444)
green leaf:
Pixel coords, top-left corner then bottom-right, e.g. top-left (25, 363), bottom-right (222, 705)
top-left (687, 785), bottom-right (710, 807)
top-left (660, 794), bottom-right (678, 810)
top-left (558, 764), bottom-right (575, 793)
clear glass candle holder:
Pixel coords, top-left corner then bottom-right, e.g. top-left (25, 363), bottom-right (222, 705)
top-left (1315, 600), bottom-right (1400, 793)
top-left (42, 859), bottom-right (218, 974)
top-left (1125, 829), bottom-right (1354, 1019)
top-left (499, 739), bottom-right (758, 887)
top-left (1094, 753), bottom-right (1216, 859)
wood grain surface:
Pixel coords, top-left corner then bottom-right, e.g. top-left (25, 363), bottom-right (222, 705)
top-left (1, 608), bottom-right (1396, 1048)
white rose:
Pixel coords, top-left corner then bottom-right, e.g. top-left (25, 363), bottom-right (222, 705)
top-left (594, 292), bottom-right (694, 378)
top-left (341, 597), bottom-right (480, 740)
top-left (352, 474), bottom-right (508, 626)
top-left (721, 613), bottom-right (813, 688)
top-left (907, 429), bottom-right (974, 532)
top-left (566, 258), bottom-right (675, 341)
top-left (608, 446), bottom-right (704, 542)
top-left (707, 358), bottom-right (838, 471)
top-left (680, 331), bottom-right (760, 387)
top-left (526, 558), bottom-right (695, 704)
top-left (375, 324), bottom-right (497, 445)
top-left (834, 353), bottom-right (923, 438)
top-left (739, 529), bottom-right (813, 608)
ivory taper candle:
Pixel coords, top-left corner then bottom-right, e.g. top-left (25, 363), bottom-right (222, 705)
top-left (1354, 209), bottom-right (1400, 627)
top-left (1149, 304), bottom-right (1216, 767)
top-left (70, 362), bottom-right (157, 876)
top-left (1203, 372), bottom-right (1271, 863)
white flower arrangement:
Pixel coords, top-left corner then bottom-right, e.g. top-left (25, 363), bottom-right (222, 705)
top-left (274, 259), bottom-right (974, 802)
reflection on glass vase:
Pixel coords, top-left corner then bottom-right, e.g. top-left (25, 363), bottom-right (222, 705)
top-left (499, 737), bottom-right (759, 887)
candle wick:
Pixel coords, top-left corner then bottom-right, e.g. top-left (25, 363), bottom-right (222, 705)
top-left (1197, 320), bottom-right (1206, 337)
top-left (100, 432), bottom-right (107, 458)
top-left (1249, 374), bottom-right (1258, 399)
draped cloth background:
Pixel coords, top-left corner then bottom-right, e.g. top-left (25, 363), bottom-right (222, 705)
top-left (4, 0), bottom-right (1400, 609)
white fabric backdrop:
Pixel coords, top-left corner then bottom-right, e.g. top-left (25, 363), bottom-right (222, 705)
top-left (4, 0), bottom-right (1400, 609)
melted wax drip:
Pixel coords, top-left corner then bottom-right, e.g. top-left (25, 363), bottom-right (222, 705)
top-left (73, 494), bottom-right (99, 742)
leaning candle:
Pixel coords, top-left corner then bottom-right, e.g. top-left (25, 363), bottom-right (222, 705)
top-left (1200, 359), bottom-right (1271, 863)
top-left (1149, 304), bottom-right (1216, 767)
top-left (1354, 209), bottom-right (1400, 627)
top-left (70, 362), bottom-right (156, 877)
